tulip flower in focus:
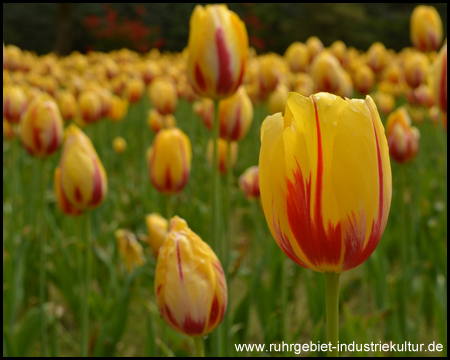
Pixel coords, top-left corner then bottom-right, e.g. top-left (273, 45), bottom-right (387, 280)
top-left (410, 5), bottom-right (443, 52)
top-left (3, 85), bottom-right (27, 123)
top-left (404, 52), bottom-right (429, 89)
top-left (115, 229), bottom-right (146, 273)
top-left (148, 128), bottom-right (192, 194)
top-left (78, 90), bottom-right (102, 124)
top-left (285, 42), bottom-right (309, 73)
top-left (268, 84), bottom-right (289, 115)
top-left (155, 216), bottom-right (227, 336)
top-left (108, 96), bottom-right (128, 122)
top-left (311, 52), bottom-right (342, 94)
top-left (149, 78), bottom-right (178, 115)
top-left (218, 86), bottom-right (253, 141)
top-left (239, 166), bottom-right (260, 200)
top-left (193, 98), bottom-right (214, 130)
top-left (145, 213), bottom-right (168, 256)
top-left (187, 4), bottom-right (248, 100)
top-left (20, 94), bottom-right (64, 157)
top-left (259, 92), bottom-right (392, 273)
top-left (124, 77), bottom-right (145, 104)
top-left (353, 65), bottom-right (375, 95)
top-left (112, 137), bottom-right (127, 154)
top-left (55, 124), bottom-right (108, 212)
top-left (56, 90), bottom-right (78, 121)
top-left (386, 107), bottom-right (420, 163)
top-left (428, 44), bottom-right (447, 129)
top-left (147, 109), bottom-right (177, 133)
top-left (306, 36), bottom-right (324, 62)
top-left (207, 138), bottom-right (238, 175)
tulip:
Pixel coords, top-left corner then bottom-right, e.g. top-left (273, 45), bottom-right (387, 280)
top-left (410, 5), bottom-right (443, 52)
top-left (330, 40), bottom-right (348, 68)
top-left (207, 138), bottom-right (238, 175)
top-left (336, 70), bottom-right (353, 99)
top-left (78, 90), bottom-right (102, 124)
top-left (20, 94), bottom-right (64, 157)
top-left (148, 128), bottom-right (192, 194)
top-left (56, 90), bottom-right (78, 121)
top-left (413, 84), bottom-right (434, 108)
top-left (53, 167), bottom-right (83, 216)
top-left (404, 52), bottom-right (429, 89)
top-left (155, 216), bottom-right (227, 337)
top-left (3, 119), bottom-right (15, 140)
top-left (112, 136), bottom-right (127, 154)
top-left (294, 73), bottom-right (313, 97)
top-left (124, 77), bottom-right (145, 104)
top-left (145, 213), bottom-right (168, 256)
top-left (193, 98), bottom-right (214, 130)
top-left (115, 229), bottom-right (146, 273)
top-left (218, 86), bottom-right (253, 141)
top-left (149, 78), bottom-right (178, 115)
top-left (373, 92), bottom-right (395, 116)
top-left (147, 109), bottom-right (177, 133)
top-left (268, 84), bottom-right (289, 115)
top-left (306, 36), bottom-right (324, 62)
top-left (187, 4), bottom-right (248, 99)
top-left (55, 124), bottom-right (108, 211)
top-left (238, 166), bottom-right (260, 200)
top-left (353, 65), bottom-right (375, 95)
top-left (367, 42), bottom-right (387, 73)
top-left (259, 92), bottom-right (392, 273)
top-left (386, 107), bottom-right (420, 163)
top-left (140, 61), bottom-right (161, 85)
top-left (3, 85), bottom-right (27, 123)
top-left (285, 42), bottom-right (309, 73)
top-left (108, 96), bottom-right (128, 122)
top-left (311, 52), bottom-right (342, 94)
top-left (428, 44), bottom-right (447, 127)
top-left (258, 54), bottom-right (281, 99)
top-left (96, 88), bottom-right (113, 118)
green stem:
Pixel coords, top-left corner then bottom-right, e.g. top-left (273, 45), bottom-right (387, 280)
top-left (165, 194), bottom-right (174, 220)
top-left (81, 214), bottom-right (91, 357)
top-left (193, 336), bottom-right (205, 357)
top-left (39, 159), bottom-right (48, 357)
top-left (281, 257), bottom-right (288, 356)
top-left (325, 272), bottom-right (340, 357)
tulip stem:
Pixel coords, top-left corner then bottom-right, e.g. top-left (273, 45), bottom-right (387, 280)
top-left (166, 194), bottom-right (174, 220)
top-left (39, 159), bottom-right (48, 357)
top-left (325, 272), bottom-right (340, 357)
top-left (193, 336), bottom-right (205, 357)
top-left (81, 213), bottom-right (91, 357)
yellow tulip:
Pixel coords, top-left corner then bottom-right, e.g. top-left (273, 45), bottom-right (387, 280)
top-left (145, 213), bottom-right (168, 256)
top-left (428, 44), bottom-right (447, 122)
top-left (112, 136), bottom-right (127, 154)
top-left (149, 78), bottom-right (178, 115)
top-left (386, 107), bottom-right (420, 163)
top-left (259, 92), bottom-right (392, 273)
top-left (148, 128), bottom-right (192, 194)
top-left (55, 124), bottom-right (108, 211)
top-left (56, 90), bottom-right (78, 121)
top-left (115, 229), bottom-right (146, 273)
top-left (207, 138), bottom-right (238, 175)
top-left (311, 51), bottom-right (342, 94)
top-left (3, 85), bottom-right (27, 123)
top-left (108, 96), bottom-right (128, 122)
top-left (193, 98), bottom-right (214, 130)
top-left (285, 42), bottom-right (309, 73)
top-left (306, 36), bottom-right (324, 62)
top-left (238, 166), bottom-right (260, 200)
top-left (78, 90), bottom-right (102, 124)
top-left (187, 4), bottom-right (248, 99)
top-left (294, 73), bottom-right (313, 97)
top-left (367, 42), bottom-right (387, 73)
top-left (373, 91), bottom-right (395, 116)
top-left (155, 216), bottom-right (227, 336)
top-left (258, 54), bottom-right (282, 99)
top-left (404, 52), bottom-right (429, 88)
top-left (147, 109), bottom-right (177, 133)
top-left (140, 61), bottom-right (161, 85)
top-left (330, 40), bottom-right (348, 68)
top-left (410, 5), bottom-right (443, 52)
top-left (53, 167), bottom-right (83, 216)
top-left (268, 84), bottom-right (289, 115)
top-left (353, 65), bottom-right (375, 95)
top-left (124, 77), bottom-right (145, 104)
top-left (218, 86), bottom-right (253, 141)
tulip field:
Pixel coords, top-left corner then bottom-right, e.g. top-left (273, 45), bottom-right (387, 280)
top-left (2, 3), bottom-right (448, 358)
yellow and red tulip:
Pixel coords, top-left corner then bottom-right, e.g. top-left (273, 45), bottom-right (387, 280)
top-left (148, 128), bottom-right (192, 194)
top-left (258, 54), bottom-right (282, 99)
top-left (373, 91), bottom-right (396, 116)
top-left (259, 92), bottom-right (392, 273)
top-left (78, 90), bottom-right (102, 124)
top-left (410, 5), bottom-right (443, 52)
top-left (115, 229), bottom-right (146, 273)
top-left (53, 167), bottom-right (83, 216)
top-left (386, 107), bottom-right (420, 163)
top-left (218, 86), bottom-right (253, 141)
top-left (311, 51), bottom-right (342, 94)
top-left (56, 90), bottom-right (78, 121)
top-left (145, 213), bottom-right (168, 256)
top-left (155, 216), bottom-right (227, 336)
top-left (306, 36), bottom-right (324, 62)
top-left (147, 109), bottom-right (177, 133)
top-left (330, 40), bottom-right (348, 68)
top-left (428, 43), bottom-right (447, 128)
top-left (108, 96), bottom-right (128, 122)
top-left (193, 98), bottom-right (214, 131)
top-left (367, 42), bottom-right (387, 73)
top-left (55, 124), bottom-right (108, 211)
top-left (239, 166), bottom-right (260, 200)
top-left (3, 119), bottom-right (15, 140)
top-left (187, 4), bottom-right (248, 100)
top-left (124, 77), bottom-right (145, 104)
top-left (207, 138), bottom-right (238, 175)
top-left (149, 78), bottom-right (178, 115)
top-left (404, 52), bottom-right (429, 89)
top-left (285, 42), bottom-right (309, 73)
top-left (3, 85), bottom-right (27, 123)
top-left (353, 65), bottom-right (375, 95)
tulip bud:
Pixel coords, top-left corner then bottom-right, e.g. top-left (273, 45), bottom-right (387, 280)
top-left (140, 61), bottom-right (161, 85)
top-left (149, 78), bottom-right (178, 115)
top-left (155, 216), bottom-right (227, 336)
top-left (258, 54), bottom-right (281, 99)
top-left (218, 87), bottom-right (253, 141)
top-left (259, 92), bottom-right (392, 273)
top-left (147, 109), bottom-right (177, 133)
top-left (187, 4), bottom-right (248, 100)
top-left (56, 90), bottom-right (78, 121)
top-left (353, 65), bottom-right (375, 95)
top-left (404, 52), bottom-right (429, 88)
top-left (386, 107), bottom-right (420, 163)
top-left (20, 94), bottom-right (64, 157)
top-left (145, 213), bottom-right (168, 256)
top-left (115, 229), bottom-right (146, 273)
top-left (239, 166), bottom-right (260, 200)
top-left (285, 42), bottom-right (309, 73)
top-left (330, 40), bottom-right (348, 68)
top-left (56, 124), bottom-right (108, 211)
top-left (124, 77), bottom-right (145, 104)
top-left (428, 44), bottom-right (447, 120)
top-left (3, 85), bottom-right (27, 123)
top-left (193, 98), bottom-right (214, 131)
top-left (410, 5), bottom-right (443, 52)
top-left (112, 136), bottom-right (127, 154)
top-left (268, 84), bottom-right (289, 115)
top-left (149, 128), bottom-right (192, 194)
top-left (207, 138), bottom-right (238, 175)
top-left (306, 36), bottom-right (324, 62)
top-left (336, 70), bottom-right (353, 99)
top-left (78, 90), bottom-right (102, 123)
top-left (53, 167), bottom-right (83, 216)
top-left (367, 42), bottom-right (387, 73)
top-left (373, 92), bottom-right (395, 116)
top-left (108, 95), bottom-right (128, 122)
top-left (311, 51), bottom-right (342, 94)
top-left (294, 73), bottom-right (314, 97)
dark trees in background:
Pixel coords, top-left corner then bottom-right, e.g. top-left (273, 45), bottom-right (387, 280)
top-left (54, 3), bottom-right (73, 56)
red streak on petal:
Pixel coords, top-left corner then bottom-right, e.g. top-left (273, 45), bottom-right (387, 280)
top-left (164, 305), bottom-right (181, 332)
top-left (88, 159), bottom-right (104, 207)
top-left (215, 27), bottom-right (233, 95)
top-left (156, 284), bottom-right (162, 296)
top-left (208, 295), bottom-right (219, 326)
top-left (75, 187), bottom-right (83, 203)
top-left (176, 240), bottom-right (183, 281)
top-left (165, 166), bottom-right (172, 192)
top-left (194, 63), bottom-right (206, 93)
top-left (46, 114), bottom-right (61, 155)
top-left (183, 315), bottom-right (206, 336)
top-left (230, 102), bottom-right (242, 141)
